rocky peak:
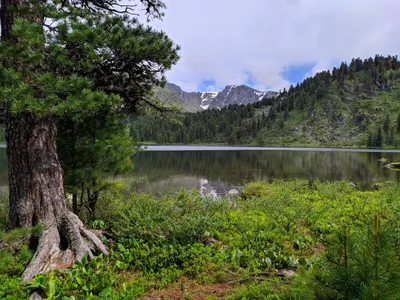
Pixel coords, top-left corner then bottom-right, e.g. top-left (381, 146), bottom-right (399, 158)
top-left (162, 82), bottom-right (277, 111)
top-left (208, 85), bottom-right (277, 109)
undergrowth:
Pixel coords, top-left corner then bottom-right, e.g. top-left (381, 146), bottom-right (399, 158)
top-left (1, 180), bottom-right (400, 299)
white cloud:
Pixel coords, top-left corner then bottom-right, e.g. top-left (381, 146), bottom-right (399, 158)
top-left (304, 61), bottom-right (334, 79)
top-left (139, 0), bottom-right (399, 91)
top-left (171, 81), bottom-right (198, 92)
top-left (204, 85), bottom-right (218, 92)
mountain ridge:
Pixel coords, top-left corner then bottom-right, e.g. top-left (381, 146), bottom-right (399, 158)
top-left (162, 83), bottom-right (278, 111)
top-left (133, 55), bottom-right (400, 148)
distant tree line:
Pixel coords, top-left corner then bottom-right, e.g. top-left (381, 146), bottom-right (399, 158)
top-left (132, 55), bottom-right (400, 147)
top-left (131, 104), bottom-right (266, 144)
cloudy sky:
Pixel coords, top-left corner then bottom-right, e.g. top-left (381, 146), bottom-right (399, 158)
top-left (143, 0), bottom-right (399, 92)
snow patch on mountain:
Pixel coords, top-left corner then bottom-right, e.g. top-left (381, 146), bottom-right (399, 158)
top-left (164, 82), bottom-right (278, 111)
top-left (254, 91), bottom-right (267, 101)
top-left (226, 85), bottom-right (236, 97)
top-left (208, 85), bottom-right (277, 109)
top-left (200, 92), bottom-right (218, 109)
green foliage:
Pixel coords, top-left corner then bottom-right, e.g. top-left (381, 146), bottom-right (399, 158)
top-left (2, 181), bottom-right (400, 298)
top-left (89, 181), bottom-right (126, 224)
top-left (111, 183), bottom-right (316, 279)
top-left (0, 244), bottom-right (32, 275)
top-left (0, 275), bottom-right (30, 299)
top-left (57, 111), bottom-right (135, 220)
top-left (111, 189), bottom-right (229, 245)
top-left (226, 280), bottom-right (285, 300)
top-left (309, 216), bottom-right (400, 299)
top-left (0, 127), bottom-right (5, 143)
top-left (58, 113), bottom-right (135, 190)
top-left (0, 0), bottom-right (180, 117)
top-left (133, 55), bottom-right (400, 147)
top-left (0, 225), bottom-right (43, 276)
top-left (0, 196), bottom-right (8, 230)
top-left (26, 254), bottom-right (116, 299)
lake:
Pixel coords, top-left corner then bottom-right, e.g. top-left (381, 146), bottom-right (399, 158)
top-left (0, 146), bottom-right (399, 197)
top-left (128, 146), bottom-right (400, 196)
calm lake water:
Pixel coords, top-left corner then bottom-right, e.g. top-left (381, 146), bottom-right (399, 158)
top-left (128, 146), bottom-right (400, 196)
top-left (0, 146), bottom-right (399, 197)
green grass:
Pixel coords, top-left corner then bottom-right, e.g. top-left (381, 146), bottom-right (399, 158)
top-left (2, 180), bottom-right (400, 299)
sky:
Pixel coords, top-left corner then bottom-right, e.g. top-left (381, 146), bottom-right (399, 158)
top-left (139, 0), bottom-right (400, 92)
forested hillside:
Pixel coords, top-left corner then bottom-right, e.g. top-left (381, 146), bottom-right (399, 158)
top-left (132, 55), bottom-right (400, 148)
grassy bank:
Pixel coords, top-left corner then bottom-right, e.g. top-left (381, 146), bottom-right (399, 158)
top-left (1, 180), bottom-right (400, 299)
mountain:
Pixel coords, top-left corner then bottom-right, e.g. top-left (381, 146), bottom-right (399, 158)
top-left (133, 55), bottom-right (400, 148)
top-left (152, 85), bottom-right (200, 113)
top-left (164, 83), bottom-right (218, 111)
top-left (158, 83), bottom-right (277, 111)
top-left (208, 85), bottom-right (278, 109)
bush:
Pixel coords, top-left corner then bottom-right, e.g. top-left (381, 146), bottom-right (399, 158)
top-left (309, 216), bottom-right (400, 299)
top-left (111, 189), bottom-right (230, 245)
top-left (27, 254), bottom-right (117, 299)
top-left (0, 226), bottom-right (43, 275)
top-left (1, 180), bottom-right (400, 299)
top-left (0, 275), bottom-right (30, 299)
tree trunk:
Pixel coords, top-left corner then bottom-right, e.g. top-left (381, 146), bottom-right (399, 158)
top-left (72, 192), bottom-right (78, 215)
top-left (87, 189), bottom-right (99, 221)
top-left (1, 1), bottom-right (108, 281)
top-left (6, 113), bottom-right (108, 281)
top-left (7, 113), bottom-right (67, 229)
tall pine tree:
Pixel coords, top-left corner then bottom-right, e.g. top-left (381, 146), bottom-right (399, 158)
top-left (0, 0), bottom-right (179, 280)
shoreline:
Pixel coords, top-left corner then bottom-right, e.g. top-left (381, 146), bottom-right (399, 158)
top-left (141, 145), bottom-right (400, 153)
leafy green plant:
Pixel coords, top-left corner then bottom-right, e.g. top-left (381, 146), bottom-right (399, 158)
top-left (28, 254), bottom-right (117, 299)
top-left (90, 219), bottom-right (106, 230)
top-left (2, 180), bottom-right (400, 299)
top-left (0, 275), bottom-right (30, 299)
top-left (111, 190), bottom-right (230, 245)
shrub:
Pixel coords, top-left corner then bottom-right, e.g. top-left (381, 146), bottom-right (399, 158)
top-left (0, 275), bottom-right (30, 299)
top-left (111, 189), bottom-right (230, 245)
top-left (309, 216), bottom-right (400, 299)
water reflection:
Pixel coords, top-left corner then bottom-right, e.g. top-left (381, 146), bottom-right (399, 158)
top-left (0, 148), bottom-right (398, 197)
top-left (130, 150), bottom-right (400, 195)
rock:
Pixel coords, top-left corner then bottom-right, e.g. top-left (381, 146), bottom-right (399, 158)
top-left (29, 292), bottom-right (42, 300)
top-left (385, 162), bottom-right (400, 169)
top-left (227, 189), bottom-right (239, 196)
top-left (164, 83), bottom-right (278, 111)
top-left (208, 85), bottom-right (278, 109)
top-left (276, 269), bottom-right (296, 278)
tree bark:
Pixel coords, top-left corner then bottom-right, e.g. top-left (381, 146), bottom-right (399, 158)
top-left (87, 189), bottom-right (99, 221)
top-left (2, 0), bottom-right (108, 282)
top-left (6, 113), bottom-right (108, 281)
top-left (72, 192), bottom-right (78, 215)
top-left (7, 113), bottom-right (67, 229)
top-left (0, 0), bottom-right (16, 42)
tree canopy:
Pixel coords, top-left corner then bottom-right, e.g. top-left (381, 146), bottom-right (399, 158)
top-left (0, 0), bottom-right (180, 117)
top-left (0, 0), bottom-right (180, 281)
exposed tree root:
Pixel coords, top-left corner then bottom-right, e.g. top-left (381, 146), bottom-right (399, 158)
top-left (22, 211), bottom-right (109, 282)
